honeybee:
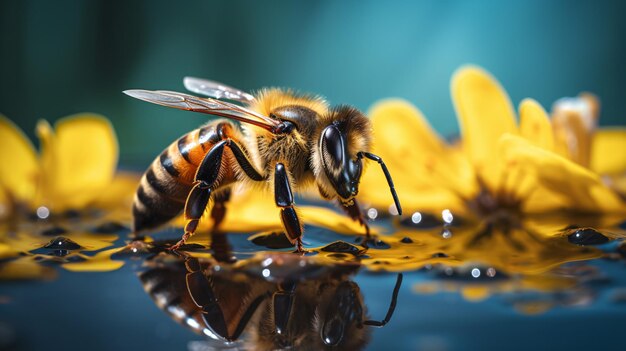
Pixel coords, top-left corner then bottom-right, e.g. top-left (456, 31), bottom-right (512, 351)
top-left (124, 77), bottom-right (402, 251)
top-left (139, 252), bottom-right (402, 350)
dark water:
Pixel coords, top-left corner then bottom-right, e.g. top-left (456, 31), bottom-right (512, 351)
top-left (1, 212), bottom-right (626, 351)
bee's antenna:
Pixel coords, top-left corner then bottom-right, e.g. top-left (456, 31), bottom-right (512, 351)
top-left (357, 152), bottom-right (402, 215)
top-left (363, 273), bottom-right (403, 327)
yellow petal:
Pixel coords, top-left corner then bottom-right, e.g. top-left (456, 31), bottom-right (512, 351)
top-left (174, 187), bottom-right (383, 236)
top-left (220, 189), bottom-right (282, 231)
top-left (590, 128), bottom-right (626, 175)
top-left (499, 134), bottom-right (626, 213)
top-left (93, 171), bottom-right (141, 223)
top-left (0, 115), bottom-right (39, 204)
top-left (175, 188), bottom-right (284, 233)
top-left (604, 173), bottom-right (626, 198)
top-left (551, 94), bottom-right (598, 167)
top-left (62, 248), bottom-right (125, 272)
top-left (461, 285), bottom-right (491, 302)
top-left (359, 99), bottom-right (476, 214)
top-left (37, 114), bottom-right (118, 211)
top-left (0, 257), bottom-right (57, 281)
top-left (519, 99), bottom-right (554, 151)
top-left (0, 242), bottom-right (16, 260)
top-left (368, 99), bottom-right (447, 162)
top-left (451, 66), bottom-right (518, 173)
top-left (0, 187), bottom-right (9, 220)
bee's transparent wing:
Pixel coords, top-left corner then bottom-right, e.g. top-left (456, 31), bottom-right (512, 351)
top-left (184, 77), bottom-right (256, 103)
top-left (123, 89), bottom-right (278, 132)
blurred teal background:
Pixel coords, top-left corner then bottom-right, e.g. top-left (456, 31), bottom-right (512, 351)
top-left (1, 0), bottom-right (625, 166)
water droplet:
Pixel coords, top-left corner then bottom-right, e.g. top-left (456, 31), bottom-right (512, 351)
top-left (43, 236), bottom-right (82, 250)
top-left (486, 267), bottom-right (497, 277)
top-left (249, 231), bottom-right (293, 249)
top-left (356, 237), bottom-right (391, 249)
top-left (400, 237), bottom-right (413, 244)
top-left (320, 241), bottom-right (362, 255)
top-left (411, 212), bottom-right (422, 224)
top-left (51, 249), bottom-right (70, 257)
top-left (262, 258), bottom-right (273, 267)
top-left (41, 226), bottom-right (67, 236)
top-left (432, 252), bottom-right (448, 258)
top-left (36, 206), bottom-right (50, 219)
top-left (262, 268), bottom-right (270, 278)
top-left (471, 268), bottom-right (481, 278)
top-left (441, 228), bottom-right (452, 239)
top-left (567, 228), bottom-right (609, 246)
top-left (442, 209), bottom-right (454, 224)
top-left (366, 208), bottom-right (378, 220)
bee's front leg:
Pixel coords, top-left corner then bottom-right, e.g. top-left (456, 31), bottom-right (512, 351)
top-left (339, 198), bottom-right (371, 237)
top-left (274, 163), bottom-right (306, 253)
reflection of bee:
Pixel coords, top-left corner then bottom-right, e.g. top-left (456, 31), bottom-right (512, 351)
top-left (139, 253), bottom-right (402, 350)
top-left (124, 78), bottom-right (402, 251)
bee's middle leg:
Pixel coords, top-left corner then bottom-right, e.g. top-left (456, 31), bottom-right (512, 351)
top-left (274, 163), bottom-right (305, 253)
top-left (210, 188), bottom-right (232, 230)
top-left (208, 188), bottom-right (235, 262)
top-left (172, 139), bottom-right (264, 250)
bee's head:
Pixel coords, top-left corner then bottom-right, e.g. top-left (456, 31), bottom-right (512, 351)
top-left (313, 106), bottom-right (372, 203)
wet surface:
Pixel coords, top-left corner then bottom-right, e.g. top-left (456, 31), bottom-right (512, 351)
top-left (1, 210), bottom-right (626, 350)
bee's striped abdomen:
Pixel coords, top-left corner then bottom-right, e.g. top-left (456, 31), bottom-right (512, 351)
top-left (132, 121), bottom-right (237, 232)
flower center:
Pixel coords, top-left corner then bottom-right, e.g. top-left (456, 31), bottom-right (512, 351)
top-left (467, 179), bottom-right (524, 231)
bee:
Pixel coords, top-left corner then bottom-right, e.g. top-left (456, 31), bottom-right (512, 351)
top-left (139, 253), bottom-right (402, 350)
top-left (124, 77), bottom-right (402, 251)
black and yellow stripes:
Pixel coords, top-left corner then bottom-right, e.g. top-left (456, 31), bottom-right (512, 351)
top-left (133, 148), bottom-right (192, 232)
top-left (132, 121), bottom-right (241, 233)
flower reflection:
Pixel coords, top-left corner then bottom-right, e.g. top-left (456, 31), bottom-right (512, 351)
top-left (138, 252), bottom-right (402, 350)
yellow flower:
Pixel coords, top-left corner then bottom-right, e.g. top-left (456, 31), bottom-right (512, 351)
top-left (0, 114), bottom-right (140, 277)
top-left (360, 65), bottom-right (626, 219)
top-left (0, 114), bottom-right (137, 220)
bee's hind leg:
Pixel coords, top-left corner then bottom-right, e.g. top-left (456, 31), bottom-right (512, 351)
top-left (274, 163), bottom-right (306, 253)
top-left (171, 139), bottom-right (226, 250)
top-left (171, 181), bottom-right (212, 250)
